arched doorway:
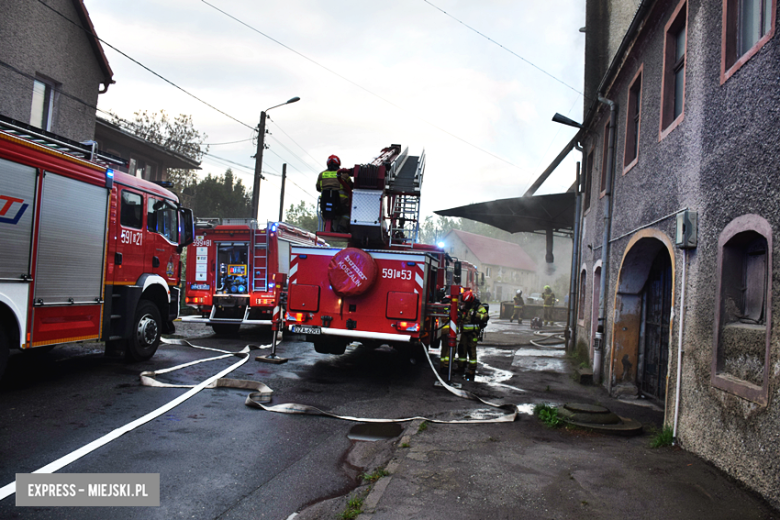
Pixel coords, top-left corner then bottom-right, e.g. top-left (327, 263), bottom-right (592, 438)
top-left (610, 232), bottom-right (675, 402)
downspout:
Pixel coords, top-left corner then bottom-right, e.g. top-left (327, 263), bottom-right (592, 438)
top-left (595, 96), bottom-right (617, 387)
top-left (567, 157), bottom-right (584, 352)
top-left (672, 248), bottom-right (688, 445)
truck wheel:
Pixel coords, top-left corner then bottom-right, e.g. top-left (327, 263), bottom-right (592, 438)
top-left (211, 324), bottom-right (241, 337)
top-left (0, 327), bottom-right (9, 381)
top-left (125, 300), bottom-right (162, 362)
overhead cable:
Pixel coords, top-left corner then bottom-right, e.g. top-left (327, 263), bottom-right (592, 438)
top-left (200, 0), bottom-right (525, 171)
top-left (34, 0), bottom-right (255, 131)
top-left (422, 0), bottom-right (587, 100)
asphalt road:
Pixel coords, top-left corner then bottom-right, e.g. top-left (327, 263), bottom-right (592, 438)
top-left (0, 323), bottom-right (458, 519)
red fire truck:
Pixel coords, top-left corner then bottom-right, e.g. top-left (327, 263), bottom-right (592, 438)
top-left (285, 144), bottom-right (466, 356)
top-left (182, 219), bottom-right (326, 335)
top-left (0, 117), bottom-right (195, 378)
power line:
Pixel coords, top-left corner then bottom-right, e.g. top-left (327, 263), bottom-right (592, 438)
top-left (200, 0), bottom-right (525, 171)
top-left (266, 135), bottom-right (319, 175)
top-left (422, 0), bottom-right (588, 100)
top-left (34, 0), bottom-right (256, 131)
top-left (266, 117), bottom-right (321, 168)
top-left (203, 138), bottom-right (252, 146)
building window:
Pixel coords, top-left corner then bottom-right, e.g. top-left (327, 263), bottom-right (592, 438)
top-left (712, 214), bottom-right (772, 405)
top-left (578, 270), bottom-right (587, 320)
top-left (30, 79), bottom-right (54, 131)
top-left (599, 120), bottom-right (609, 197)
top-left (722, 0), bottom-right (777, 82)
top-left (661, 1), bottom-right (687, 136)
top-left (623, 67), bottom-right (643, 172)
top-left (583, 148), bottom-right (594, 211)
top-left (485, 267), bottom-right (491, 278)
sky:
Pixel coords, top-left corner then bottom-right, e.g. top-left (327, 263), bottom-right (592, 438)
top-left (86, 0), bottom-right (586, 225)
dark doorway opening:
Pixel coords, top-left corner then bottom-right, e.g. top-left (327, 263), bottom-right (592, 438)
top-left (640, 252), bottom-right (672, 400)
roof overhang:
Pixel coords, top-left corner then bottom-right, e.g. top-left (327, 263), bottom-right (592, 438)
top-left (72, 0), bottom-right (114, 90)
top-left (435, 192), bottom-right (576, 235)
top-left (95, 118), bottom-right (201, 170)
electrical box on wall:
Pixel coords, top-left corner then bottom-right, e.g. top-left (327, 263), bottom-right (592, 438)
top-left (676, 210), bottom-right (698, 249)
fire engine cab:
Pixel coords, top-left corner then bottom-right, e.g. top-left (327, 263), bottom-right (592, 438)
top-left (286, 144), bottom-right (462, 356)
top-left (0, 116), bottom-right (195, 378)
top-left (183, 219), bottom-right (326, 335)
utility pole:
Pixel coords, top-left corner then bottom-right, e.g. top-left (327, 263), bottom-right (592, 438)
top-left (250, 96), bottom-right (300, 220)
top-left (279, 163), bottom-right (287, 222)
top-left (250, 111), bottom-right (267, 220)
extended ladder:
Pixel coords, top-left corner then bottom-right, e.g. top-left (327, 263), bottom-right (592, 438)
top-left (252, 228), bottom-right (268, 292)
top-left (387, 150), bottom-right (425, 246)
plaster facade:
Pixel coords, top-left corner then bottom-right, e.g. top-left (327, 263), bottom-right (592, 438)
top-left (0, 0), bottom-right (112, 141)
top-left (575, 0), bottom-right (780, 508)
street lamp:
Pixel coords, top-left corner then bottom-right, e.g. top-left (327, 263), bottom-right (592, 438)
top-left (251, 96), bottom-right (300, 220)
top-left (551, 112), bottom-right (582, 128)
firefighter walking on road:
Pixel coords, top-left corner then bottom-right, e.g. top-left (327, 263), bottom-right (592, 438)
top-left (456, 290), bottom-right (489, 380)
top-left (510, 290), bottom-right (524, 324)
top-left (542, 285), bottom-right (556, 326)
top-left (316, 154), bottom-right (352, 232)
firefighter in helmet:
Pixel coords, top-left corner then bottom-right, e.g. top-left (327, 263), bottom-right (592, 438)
top-left (511, 290), bottom-right (524, 324)
top-left (456, 290), bottom-right (489, 380)
top-left (542, 285), bottom-right (556, 326)
top-left (316, 154), bottom-right (352, 232)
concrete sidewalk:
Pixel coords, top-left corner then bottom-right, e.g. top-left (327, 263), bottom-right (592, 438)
top-left (293, 320), bottom-right (779, 520)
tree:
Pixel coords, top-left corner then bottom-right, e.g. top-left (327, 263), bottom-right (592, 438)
top-left (108, 110), bottom-right (207, 195)
top-left (284, 201), bottom-right (318, 232)
top-left (191, 169), bottom-right (251, 219)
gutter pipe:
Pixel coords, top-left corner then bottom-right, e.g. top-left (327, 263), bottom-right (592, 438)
top-left (672, 249), bottom-right (688, 444)
top-left (595, 95), bottom-right (617, 386)
top-left (566, 156), bottom-right (584, 352)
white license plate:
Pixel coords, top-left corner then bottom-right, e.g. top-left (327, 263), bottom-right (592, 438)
top-left (293, 325), bottom-right (321, 335)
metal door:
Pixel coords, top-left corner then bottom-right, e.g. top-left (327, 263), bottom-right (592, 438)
top-left (641, 252), bottom-right (672, 400)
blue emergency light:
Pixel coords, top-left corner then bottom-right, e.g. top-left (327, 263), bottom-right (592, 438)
top-left (106, 168), bottom-right (114, 190)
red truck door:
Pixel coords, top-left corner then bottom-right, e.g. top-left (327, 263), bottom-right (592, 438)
top-left (146, 195), bottom-right (180, 283)
top-left (111, 187), bottom-right (146, 285)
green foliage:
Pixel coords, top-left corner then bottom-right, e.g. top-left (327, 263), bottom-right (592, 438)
top-left (417, 421), bottom-right (428, 432)
top-left (567, 349), bottom-right (590, 370)
top-left (534, 404), bottom-right (564, 428)
top-left (400, 442), bottom-right (410, 448)
top-left (360, 467), bottom-right (390, 484)
top-left (191, 169), bottom-right (251, 219)
top-left (284, 200), bottom-right (318, 232)
top-left (340, 493), bottom-right (366, 520)
top-left (108, 110), bottom-right (207, 195)
top-left (650, 426), bottom-right (674, 448)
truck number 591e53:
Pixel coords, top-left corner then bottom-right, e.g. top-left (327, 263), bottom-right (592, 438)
top-left (382, 268), bottom-right (412, 280)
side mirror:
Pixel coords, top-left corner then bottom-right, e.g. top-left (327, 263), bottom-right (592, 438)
top-left (180, 207), bottom-right (195, 248)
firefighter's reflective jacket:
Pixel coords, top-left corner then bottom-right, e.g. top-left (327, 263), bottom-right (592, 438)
top-left (460, 303), bottom-right (489, 332)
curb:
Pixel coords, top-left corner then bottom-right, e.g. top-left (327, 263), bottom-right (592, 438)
top-left (356, 419), bottom-right (424, 519)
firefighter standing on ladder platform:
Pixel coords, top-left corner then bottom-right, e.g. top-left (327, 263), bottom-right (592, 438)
top-left (316, 154), bottom-right (352, 232)
top-left (456, 290), bottom-right (489, 380)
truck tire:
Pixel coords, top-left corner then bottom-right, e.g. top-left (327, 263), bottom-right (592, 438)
top-left (125, 300), bottom-right (162, 362)
top-left (0, 327), bottom-right (9, 381)
top-left (211, 324), bottom-right (241, 337)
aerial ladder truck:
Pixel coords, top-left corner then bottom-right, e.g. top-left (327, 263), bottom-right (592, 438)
top-left (285, 144), bottom-right (472, 358)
